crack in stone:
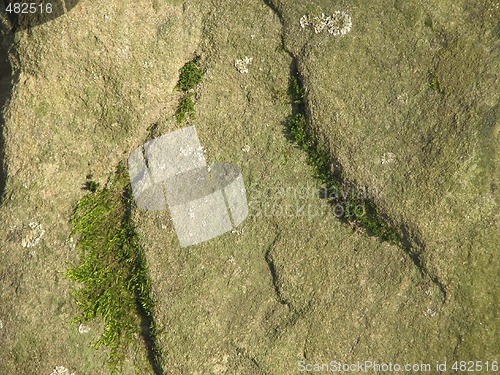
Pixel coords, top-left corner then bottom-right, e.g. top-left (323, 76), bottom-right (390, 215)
top-left (261, 0), bottom-right (447, 304)
top-left (264, 223), bottom-right (314, 337)
top-left (264, 224), bottom-right (288, 307)
top-left (453, 334), bottom-right (463, 357)
top-left (401, 224), bottom-right (448, 303)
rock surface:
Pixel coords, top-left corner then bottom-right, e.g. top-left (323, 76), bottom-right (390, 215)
top-left (0, 0), bottom-right (497, 374)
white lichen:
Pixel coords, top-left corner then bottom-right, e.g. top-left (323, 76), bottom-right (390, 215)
top-left (312, 13), bottom-right (327, 34)
top-left (50, 366), bottom-right (76, 375)
top-left (300, 11), bottom-right (352, 36)
top-left (78, 323), bottom-right (91, 334)
top-left (66, 236), bottom-right (76, 251)
top-left (397, 92), bottom-right (408, 104)
top-left (242, 145), bottom-right (250, 153)
top-left (327, 11), bottom-right (353, 35)
top-left (21, 222), bottom-right (45, 248)
top-left (381, 152), bottom-right (396, 165)
top-left (234, 56), bottom-right (253, 74)
top-left (142, 60), bottom-right (153, 69)
top-left (299, 15), bottom-right (309, 29)
top-left (424, 308), bottom-right (436, 317)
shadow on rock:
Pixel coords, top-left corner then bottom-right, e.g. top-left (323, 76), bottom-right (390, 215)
top-left (0, 17), bottom-right (18, 204)
top-left (2, 0), bottom-right (80, 31)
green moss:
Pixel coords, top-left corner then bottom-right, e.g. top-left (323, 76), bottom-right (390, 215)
top-left (175, 93), bottom-right (195, 124)
top-left (428, 70), bottom-right (444, 95)
top-left (287, 72), bottom-right (401, 246)
top-left (175, 56), bottom-right (203, 125)
top-left (290, 74), bottom-right (305, 105)
top-left (65, 163), bottom-right (161, 373)
top-left (424, 15), bottom-right (433, 29)
top-left (176, 56), bottom-right (203, 92)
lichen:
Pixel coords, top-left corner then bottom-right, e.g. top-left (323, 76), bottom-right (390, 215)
top-left (78, 323), bottom-right (91, 334)
top-left (234, 56), bottom-right (253, 74)
top-left (381, 152), bottom-right (396, 165)
top-left (21, 222), bottom-right (45, 248)
top-left (300, 11), bottom-right (352, 36)
top-left (50, 366), bottom-right (75, 375)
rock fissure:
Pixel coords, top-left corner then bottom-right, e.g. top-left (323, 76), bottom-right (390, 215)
top-left (262, 0), bottom-right (447, 304)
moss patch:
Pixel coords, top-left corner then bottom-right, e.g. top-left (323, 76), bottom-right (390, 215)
top-left (175, 93), bottom-right (195, 124)
top-left (287, 71), bottom-right (401, 245)
top-left (427, 70), bottom-right (444, 95)
top-left (65, 163), bottom-right (162, 373)
top-left (176, 56), bottom-right (203, 92)
top-left (175, 56), bottom-right (204, 124)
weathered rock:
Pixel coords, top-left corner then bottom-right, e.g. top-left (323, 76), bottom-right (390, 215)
top-left (272, 0), bottom-right (499, 362)
top-left (0, 1), bottom-right (203, 373)
top-left (0, 0), bottom-right (497, 373)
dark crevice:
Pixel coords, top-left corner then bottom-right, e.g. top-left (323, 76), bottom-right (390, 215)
top-left (400, 224), bottom-right (448, 302)
top-left (265, 226), bottom-right (317, 343)
top-left (0, 19), bottom-right (17, 206)
top-left (1, 14), bottom-right (164, 372)
top-left (262, 0), bottom-right (447, 303)
top-left (264, 225), bottom-right (288, 307)
top-left (2, 0), bottom-right (82, 31)
top-left (452, 334), bottom-right (463, 357)
top-left (123, 178), bottom-right (164, 375)
top-left (264, 224), bottom-right (314, 336)
top-left (137, 304), bottom-right (164, 375)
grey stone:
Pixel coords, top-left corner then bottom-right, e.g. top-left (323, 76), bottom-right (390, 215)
top-left (143, 126), bottom-right (206, 184)
top-left (128, 128), bottom-right (249, 247)
top-left (169, 191), bottom-right (233, 247)
top-left (164, 166), bottom-right (213, 207)
top-left (128, 147), bottom-right (166, 211)
top-left (211, 163), bottom-right (248, 227)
